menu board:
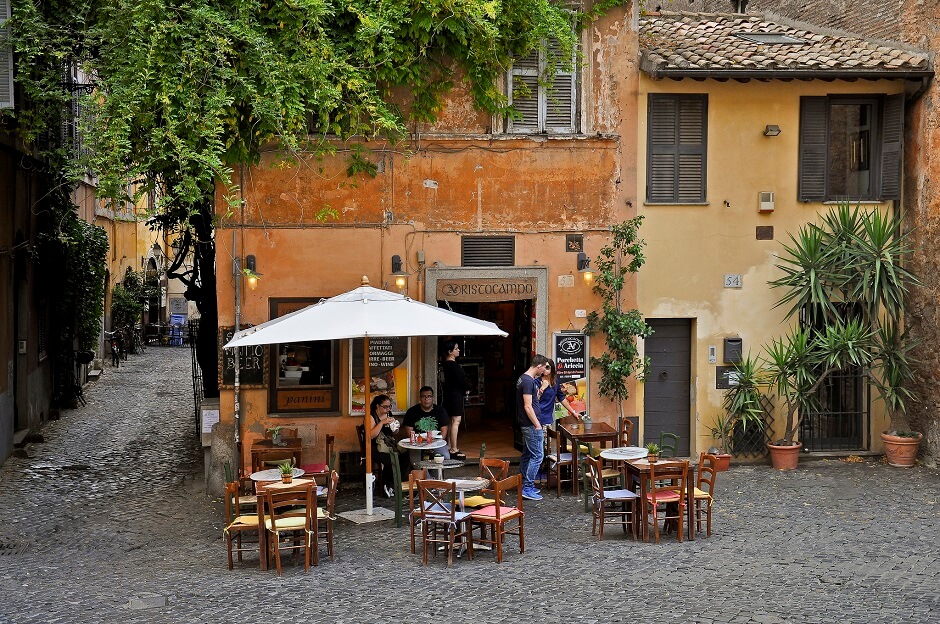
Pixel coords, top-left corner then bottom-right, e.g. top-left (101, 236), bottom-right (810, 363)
top-left (350, 337), bottom-right (410, 414)
top-left (553, 332), bottom-right (589, 414)
top-left (219, 326), bottom-right (266, 387)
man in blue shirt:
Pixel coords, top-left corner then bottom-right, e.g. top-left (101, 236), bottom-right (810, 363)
top-left (516, 354), bottom-right (550, 501)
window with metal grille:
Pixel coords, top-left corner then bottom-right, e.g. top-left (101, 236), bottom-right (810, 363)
top-left (647, 94), bottom-right (707, 203)
top-left (461, 236), bottom-right (515, 267)
top-left (507, 36), bottom-right (577, 134)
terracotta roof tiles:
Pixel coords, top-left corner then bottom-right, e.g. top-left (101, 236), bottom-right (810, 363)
top-left (639, 11), bottom-right (932, 79)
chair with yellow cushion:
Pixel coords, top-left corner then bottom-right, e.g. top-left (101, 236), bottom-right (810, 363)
top-left (263, 481), bottom-right (316, 575)
top-left (694, 453), bottom-right (718, 537)
top-left (463, 458), bottom-right (510, 508)
top-left (223, 481), bottom-right (262, 569)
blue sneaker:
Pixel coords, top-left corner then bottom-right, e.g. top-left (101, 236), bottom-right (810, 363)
top-left (522, 489), bottom-right (543, 501)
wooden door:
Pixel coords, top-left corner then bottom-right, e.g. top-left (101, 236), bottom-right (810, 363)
top-left (643, 319), bottom-right (691, 455)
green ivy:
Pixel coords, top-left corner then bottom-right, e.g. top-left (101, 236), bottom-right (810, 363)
top-left (111, 269), bottom-right (159, 330)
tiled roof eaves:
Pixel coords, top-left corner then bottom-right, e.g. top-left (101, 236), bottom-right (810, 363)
top-left (640, 60), bottom-right (935, 81)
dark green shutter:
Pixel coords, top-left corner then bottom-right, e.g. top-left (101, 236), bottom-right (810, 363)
top-left (879, 93), bottom-right (904, 200)
top-left (0, 0), bottom-right (13, 110)
top-left (647, 94), bottom-right (706, 203)
top-left (798, 97), bottom-right (827, 201)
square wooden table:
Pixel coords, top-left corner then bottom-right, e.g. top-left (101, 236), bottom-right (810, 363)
top-left (556, 416), bottom-right (619, 497)
top-left (250, 437), bottom-right (303, 473)
top-left (623, 458), bottom-right (697, 542)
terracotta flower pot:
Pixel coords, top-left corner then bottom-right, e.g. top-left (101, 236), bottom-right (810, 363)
top-left (647, 454), bottom-right (659, 463)
top-left (881, 432), bottom-right (922, 468)
top-left (767, 441), bottom-right (802, 470)
top-left (712, 453), bottom-right (732, 472)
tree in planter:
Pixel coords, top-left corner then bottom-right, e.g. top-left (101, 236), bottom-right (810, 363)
top-left (584, 217), bottom-right (653, 423)
top-left (764, 203), bottom-right (920, 450)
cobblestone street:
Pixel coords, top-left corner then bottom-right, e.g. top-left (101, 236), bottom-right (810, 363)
top-left (1, 346), bottom-right (939, 623)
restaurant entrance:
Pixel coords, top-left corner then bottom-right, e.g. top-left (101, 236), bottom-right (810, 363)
top-left (436, 300), bottom-right (532, 457)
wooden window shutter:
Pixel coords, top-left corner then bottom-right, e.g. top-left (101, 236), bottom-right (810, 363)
top-left (544, 38), bottom-right (576, 133)
top-left (798, 97), bottom-right (827, 202)
top-left (0, 0), bottom-right (13, 110)
top-left (879, 93), bottom-right (904, 200)
top-left (508, 50), bottom-right (540, 133)
top-left (647, 94), bottom-right (706, 203)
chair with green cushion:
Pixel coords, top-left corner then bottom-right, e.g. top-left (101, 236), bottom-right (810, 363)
top-left (659, 432), bottom-right (680, 458)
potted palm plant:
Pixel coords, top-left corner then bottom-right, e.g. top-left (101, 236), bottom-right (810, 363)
top-left (711, 354), bottom-right (767, 471)
top-left (763, 203), bottom-right (921, 469)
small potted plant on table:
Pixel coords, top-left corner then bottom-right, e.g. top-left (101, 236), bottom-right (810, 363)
top-left (645, 443), bottom-right (660, 463)
top-left (278, 461), bottom-right (294, 484)
top-left (267, 426), bottom-right (285, 447)
top-left (414, 416), bottom-right (438, 443)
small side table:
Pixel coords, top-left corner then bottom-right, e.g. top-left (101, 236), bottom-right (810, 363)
top-left (417, 458), bottom-right (465, 480)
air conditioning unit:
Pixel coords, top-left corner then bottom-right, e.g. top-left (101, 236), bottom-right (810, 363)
top-left (758, 191), bottom-right (775, 213)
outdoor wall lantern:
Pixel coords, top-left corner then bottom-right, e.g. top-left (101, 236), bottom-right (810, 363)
top-left (391, 254), bottom-right (407, 290)
top-left (244, 254), bottom-right (261, 290)
top-left (763, 124), bottom-right (781, 137)
top-left (577, 252), bottom-right (593, 282)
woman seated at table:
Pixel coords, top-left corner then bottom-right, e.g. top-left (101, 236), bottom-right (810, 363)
top-left (370, 394), bottom-right (408, 498)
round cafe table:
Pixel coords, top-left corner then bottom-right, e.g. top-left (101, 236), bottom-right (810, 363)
top-left (599, 446), bottom-right (649, 461)
top-left (397, 438), bottom-right (447, 452)
top-left (250, 467), bottom-right (305, 481)
top-left (417, 458), bottom-right (465, 480)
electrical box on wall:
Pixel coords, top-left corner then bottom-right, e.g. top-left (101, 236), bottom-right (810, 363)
top-left (723, 337), bottom-right (743, 363)
top-left (759, 191), bottom-right (775, 212)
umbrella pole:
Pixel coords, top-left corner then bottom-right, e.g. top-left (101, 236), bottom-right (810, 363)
top-left (363, 338), bottom-right (373, 514)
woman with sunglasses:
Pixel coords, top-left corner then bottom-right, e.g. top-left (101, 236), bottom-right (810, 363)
top-left (370, 394), bottom-right (407, 497)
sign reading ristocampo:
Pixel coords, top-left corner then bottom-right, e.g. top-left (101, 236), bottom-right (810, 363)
top-left (437, 278), bottom-right (537, 302)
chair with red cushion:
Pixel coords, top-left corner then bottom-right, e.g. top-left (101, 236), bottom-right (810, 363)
top-left (469, 474), bottom-right (525, 563)
top-left (644, 460), bottom-right (689, 544)
top-left (300, 434), bottom-right (335, 478)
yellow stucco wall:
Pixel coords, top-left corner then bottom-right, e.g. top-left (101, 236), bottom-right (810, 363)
top-left (637, 77), bottom-right (903, 455)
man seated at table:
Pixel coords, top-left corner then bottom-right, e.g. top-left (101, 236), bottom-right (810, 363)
top-left (403, 386), bottom-right (451, 466)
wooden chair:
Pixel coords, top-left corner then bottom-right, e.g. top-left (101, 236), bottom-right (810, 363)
top-left (259, 427), bottom-right (301, 468)
top-left (644, 460), bottom-right (689, 544)
top-left (315, 471), bottom-right (340, 563)
top-left (658, 432), bottom-right (680, 458)
top-left (585, 456), bottom-right (638, 541)
top-left (694, 453), bottom-right (718, 537)
top-left (223, 481), bottom-right (262, 569)
top-left (263, 482), bottom-right (316, 575)
top-left (417, 479), bottom-right (474, 566)
top-left (356, 424), bottom-right (384, 494)
top-left (300, 434), bottom-right (336, 478)
top-left (618, 416), bottom-right (636, 447)
top-left (406, 469), bottom-right (430, 553)
top-left (545, 426), bottom-right (574, 497)
top-left (463, 458), bottom-right (510, 508)
top-left (470, 474), bottom-right (525, 563)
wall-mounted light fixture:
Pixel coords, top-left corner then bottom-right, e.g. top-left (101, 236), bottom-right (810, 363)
top-left (244, 254), bottom-right (262, 290)
top-left (391, 254), bottom-right (407, 290)
top-left (577, 252), bottom-right (593, 282)
top-left (763, 124), bottom-right (781, 137)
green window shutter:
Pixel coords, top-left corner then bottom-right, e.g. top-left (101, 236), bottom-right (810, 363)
top-left (798, 97), bottom-right (827, 201)
top-left (544, 38), bottom-right (576, 133)
top-left (879, 93), bottom-right (904, 200)
top-left (0, 0), bottom-right (13, 109)
top-left (647, 94), bottom-right (706, 202)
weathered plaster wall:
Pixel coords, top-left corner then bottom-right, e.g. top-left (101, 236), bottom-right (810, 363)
top-left (637, 76), bottom-right (904, 454)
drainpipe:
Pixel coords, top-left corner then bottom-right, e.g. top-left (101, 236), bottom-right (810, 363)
top-left (232, 231), bottom-right (242, 479)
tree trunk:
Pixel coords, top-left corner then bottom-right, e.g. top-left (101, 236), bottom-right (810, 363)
top-left (189, 201), bottom-right (219, 399)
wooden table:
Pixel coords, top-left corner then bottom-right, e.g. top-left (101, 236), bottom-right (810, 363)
top-left (250, 437), bottom-right (303, 473)
top-left (556, 416), bottom-right (619, 497)
top-left (623, 458), bottom-right (697, 542)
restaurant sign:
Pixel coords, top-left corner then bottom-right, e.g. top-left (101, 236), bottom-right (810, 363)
top-left (219, 326), bottom-right (266, 388)
top-left (436, 277), bottom-right (537, 302)
top-left (553, 332), bottom-right (589, 414)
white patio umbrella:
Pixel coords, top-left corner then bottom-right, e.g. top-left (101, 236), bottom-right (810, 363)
top-left (224, 276), bottom-right (507, 516)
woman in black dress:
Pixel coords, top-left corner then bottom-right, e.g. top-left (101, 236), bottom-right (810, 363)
top-left (441, 340), bottom-right (468, 459)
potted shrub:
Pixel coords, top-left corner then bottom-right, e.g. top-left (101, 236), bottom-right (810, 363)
top-left (763, 204), bottom-right (921, 469)
top-left (414, 416), bottom-right (438, 434)
top-left (645, 443), bottom-right (660, 463)
top-left (872, 322), bottom-right (922, 467)
top-left (267, 426), bottom-right (284, 447)
top-left (711, 354), bottom-right (767, 471)
top-left (278, 461), bottom-right (294, 483)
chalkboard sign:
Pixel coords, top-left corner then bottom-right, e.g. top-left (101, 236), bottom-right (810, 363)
top-left (219, 326), bottom-right (267, 388)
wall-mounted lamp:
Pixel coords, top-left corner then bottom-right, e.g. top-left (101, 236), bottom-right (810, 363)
top-left (577, 252), bottom-right (593, 282)
top-left (244, 254), bottom-right (262, 290)
top-left (763, 124), bottom-right (781, 137)
top-left (391, 254), bottom-right (407, 290)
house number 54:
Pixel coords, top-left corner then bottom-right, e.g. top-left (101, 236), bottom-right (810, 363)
top-left (723, 274), bottom-right (742, 288)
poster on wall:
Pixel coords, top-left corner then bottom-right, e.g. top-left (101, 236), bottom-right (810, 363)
top-left (553, 332), bottom-right (589, 415)
top-left (350, 337), bottom-right (410, 415)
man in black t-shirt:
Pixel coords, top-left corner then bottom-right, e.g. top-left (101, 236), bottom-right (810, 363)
top-left (403, 386), bottom-right (451, 462)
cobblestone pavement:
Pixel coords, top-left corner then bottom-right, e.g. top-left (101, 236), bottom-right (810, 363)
top-left (1, 347), bottom-right (939, 623)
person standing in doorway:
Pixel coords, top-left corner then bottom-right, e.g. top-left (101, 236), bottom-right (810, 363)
top-left (517, 353), bottom-right (550, 501)
top-left (441, 340), bottom-right (469, 460)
